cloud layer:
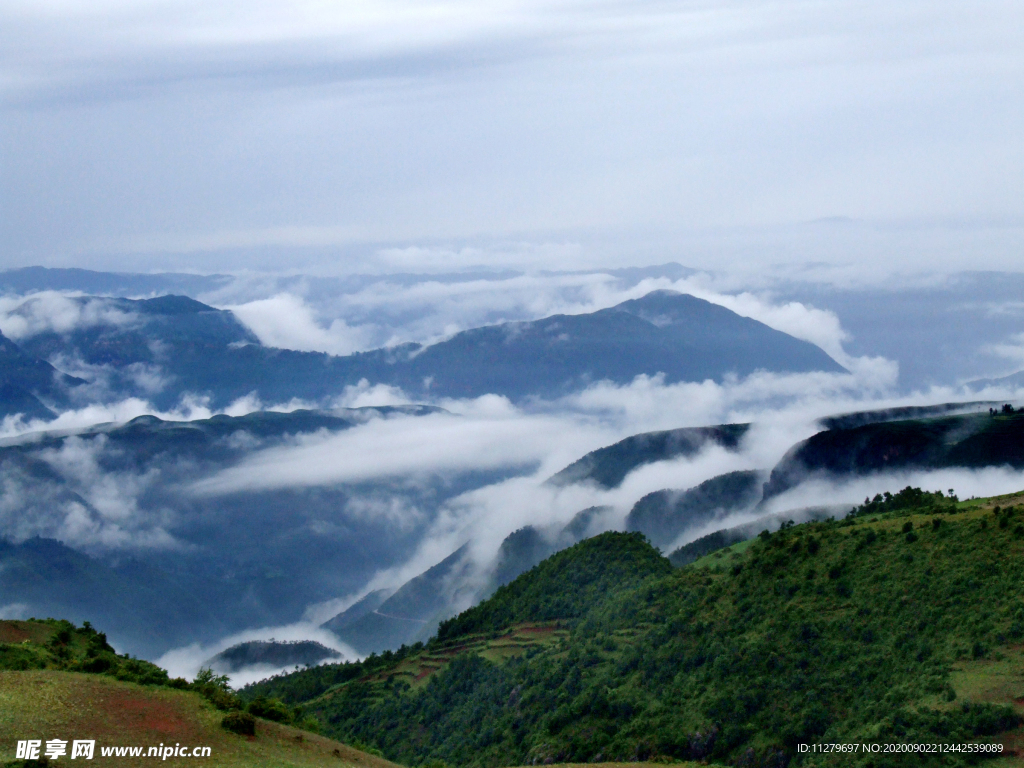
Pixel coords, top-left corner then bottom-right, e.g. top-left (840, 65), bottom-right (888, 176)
top-left (1, 0), bottom-right (1021, 274)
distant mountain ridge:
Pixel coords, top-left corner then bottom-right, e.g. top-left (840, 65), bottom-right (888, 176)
top-left (0, 328), bottom-right (85, 419)
top-left (0, 289), bottom-right (846, 417)
top-left (547, 422), bottom-right (750, 489)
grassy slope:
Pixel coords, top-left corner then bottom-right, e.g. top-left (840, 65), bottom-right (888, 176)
top-left (0, 670), bottom-right (400, 768)
top-left (257, 492), bottom-right (1024, 768)
top-left (0, 619), bottom-right (396, 768)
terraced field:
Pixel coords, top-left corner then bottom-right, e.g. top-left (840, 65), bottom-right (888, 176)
top-left (351, 622), bottom-right (569, 692)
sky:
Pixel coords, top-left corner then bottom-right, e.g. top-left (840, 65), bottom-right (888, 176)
top-left (1, 0), bottom-right (1022, 276)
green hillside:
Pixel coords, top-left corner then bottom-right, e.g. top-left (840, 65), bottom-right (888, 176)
top-left (245, 491), bottom-right (1024, 767)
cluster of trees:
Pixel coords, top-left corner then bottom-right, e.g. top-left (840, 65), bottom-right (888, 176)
top-left (853, 486), bottom-right (958, 517)
top-left (989, 404), bottom-right (1016, 415)
top-left (268, 502), bottom-right (1024, 767)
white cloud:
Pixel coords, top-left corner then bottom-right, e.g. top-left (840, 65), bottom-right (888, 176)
top-left (0, 435), bottom-right (180, 550)
top-left (762, 467), bottom-right (1024, 518)
top-left (981, 332), bottom-right (1024, 372)
top-left (189, 404), bottom-right (611, 495)
top-left (227, 293), bottom-right (376, 355)
top-left (0, 292), bottom-right (136, 340)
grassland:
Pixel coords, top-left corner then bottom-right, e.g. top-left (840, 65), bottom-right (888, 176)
top-left (0, 669), bottom-right (400, 768)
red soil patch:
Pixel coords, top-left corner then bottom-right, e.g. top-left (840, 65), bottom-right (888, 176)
top-left (0, 620), bottom-right (52, 644)
top-left (414, 665), bottom-right (441, 681)
top-left (57, 678), bottom-right (206, 744)
top-left (516, 625), bottom-right (557, 635)
top-left (102, 693), bottom-right (191, 735)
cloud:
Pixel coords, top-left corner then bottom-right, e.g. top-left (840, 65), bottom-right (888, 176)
top-left (156, 619), bottom-right (360, 688)
top-left (762, 467), bottom-right (1024, 519)
top-left (0, 292), bottom-right (136, 340)
top-left (3, 0), bottom-right (1021, 275)
top-left (227, 293), bottom-right (376, 355)
top-left (189, 403), bottom-right (612, 495)
top-left (0, 435), bottom-right (179, 550)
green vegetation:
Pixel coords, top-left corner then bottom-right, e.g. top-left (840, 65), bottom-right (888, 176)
top-left (0, 618), bottom-right (168, 685)
top-left (248, 492), bottom-right (1024, 768)
top-left (436, 532), bottom-right (671, 641)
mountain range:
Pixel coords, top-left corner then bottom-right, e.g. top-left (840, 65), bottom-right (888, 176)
top-left (241, 489), bottom-right (1024, 767)
top-left (311, 401), bottom-right (1016, 659)
top-left (0, 393), bottom-right (1016, 662)
top-left (0, 289), bottom-right (844, 416)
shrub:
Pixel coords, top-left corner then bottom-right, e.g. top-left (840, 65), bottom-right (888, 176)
top-left (221, 711), bottom-right (256, 736)
top-left (81, 655), bottom-right (114, 673)
top-left (247, 695), bottom-right (293, 723)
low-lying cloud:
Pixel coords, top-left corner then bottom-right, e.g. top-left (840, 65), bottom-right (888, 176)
top-left (0, 292), bottom-right (136, 341)
top-left (227, 293), bottom-right (376, 356)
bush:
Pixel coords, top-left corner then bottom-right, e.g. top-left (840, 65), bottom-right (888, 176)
top-left (192, 667), bottom-right (242, 711)
top-left (81, 655), bottom-right (114, 673)
top-left (221, 711), bottom-right (256, 736)
top-left (247, 695), bottom-right (293, 723)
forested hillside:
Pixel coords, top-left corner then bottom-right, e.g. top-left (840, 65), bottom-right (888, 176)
top-left (244, 490), bottom-right (1024, 767)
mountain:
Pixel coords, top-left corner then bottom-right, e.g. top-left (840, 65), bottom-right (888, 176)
top-left (0, 266), bottom-right (232, 296)
top-left (547, 423), bottom-right (750, 489)
top-left (0, 328), bottom-right (84, 419)
top-left (0, 536), bottom-right (227, 652)
top-left (2, 290), bottom-right (845, 417)
top-left (816, 401), bottom-right (996, 431)
top-left (970, 368), bottom-right (1024, 391)
top-left (206, 640), bottom-right (343, 673)
top-left (624, 469), bottom-right (766, 550)
top-left (321, 590), bottom-right (394, 635)
top-left (11, 294), bottom-right (264, 409)
top-left (323, 519), bottom-right (592, 655)
top-left (763, 408), bottom-right (1024, 499)
top-left (379, 290), bottom-right (845, 399)
top-left (245, 492), bottom-right (1024, 767)
top-left (320, 402), bottom-right (1024, 657)
top-left (325, 546), bottom-right (478, 655)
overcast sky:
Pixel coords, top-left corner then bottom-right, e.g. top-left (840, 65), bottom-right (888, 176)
top-left (1, 0), bottom-right (1022, 276)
